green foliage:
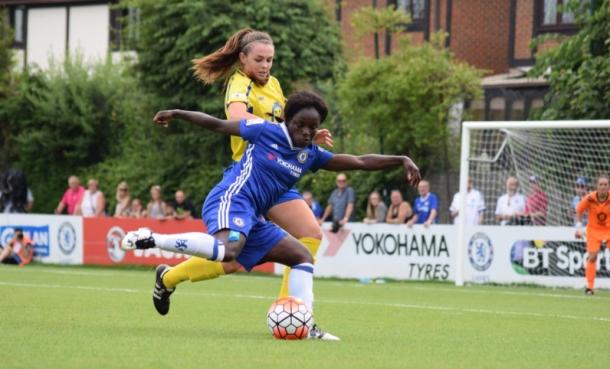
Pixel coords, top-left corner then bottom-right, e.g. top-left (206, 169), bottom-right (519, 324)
top-left (529, 0), bottom-right (610, 119)
top-left (0, 8), bottom-right (15, 170)
top-left (350, 4), bottom-right (411, 38)
top-left (337, 33), bottom-right (482, 205)
top-left (4, 57), bottom-right (157, 212)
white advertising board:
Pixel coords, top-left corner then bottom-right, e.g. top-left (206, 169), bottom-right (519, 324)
top-left (0, 214), bottom-right (83, 265)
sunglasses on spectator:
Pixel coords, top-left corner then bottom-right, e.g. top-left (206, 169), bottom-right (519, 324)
top-left (337, 179), bottom-right (347, 183)
top-left (119, 188), bottom-right (128, 191)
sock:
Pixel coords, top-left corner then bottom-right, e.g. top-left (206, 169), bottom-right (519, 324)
top-left (153, 232), bottom-right (225, 261)
top-left (288, 263), bottom-right (314, 311)
top-left (586, 258), bottom-right (596, 290)
top-left (279, 237), bottom-right (321, 298)
top-left (162, 257), bottom-right (226, 289)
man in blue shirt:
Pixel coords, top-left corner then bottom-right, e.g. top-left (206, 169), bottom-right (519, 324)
top-left (407, 179), bottom-right (439, 227)
top-left (120, 91), bottom-right (421, 340)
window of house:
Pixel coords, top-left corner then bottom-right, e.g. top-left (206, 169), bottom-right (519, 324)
top-left (110, 7), bottom-right (140, 51)
top-left (396, 0), bottom-right (428, 31)
top-left (9, 6), bottom-right (26, 49)
top-left (536, 0), bottom-right (581, 33)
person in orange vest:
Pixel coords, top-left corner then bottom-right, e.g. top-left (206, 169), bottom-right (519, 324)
top-left (0, 228), bottom-right (34, 266)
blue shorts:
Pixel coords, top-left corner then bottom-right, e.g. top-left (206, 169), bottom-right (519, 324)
top-left (202, 188), bottom-right (287, 271)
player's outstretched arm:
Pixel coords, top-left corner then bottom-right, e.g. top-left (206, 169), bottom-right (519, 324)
top-left (323, 154), bottom-right (421, 187)
top-left (153, 109), bottom-right (241, 136)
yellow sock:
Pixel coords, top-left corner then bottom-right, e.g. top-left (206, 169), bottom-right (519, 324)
top-left (279, 237), bottom-right (321, 298)
top-left (162, 257), bottom-right (226, 289)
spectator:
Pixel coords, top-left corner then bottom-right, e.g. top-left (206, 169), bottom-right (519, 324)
top-left (495, 176), bottom-right (526, 225)
top-left (168, 190), bottom-right (197, 220)
top-left (319, 173), bottom-right (355, 231)
top-left (0, 228), bottom-right (33, 266)
top-left (572, 176), bottom-right (589, 226)
top-left (114, 181), bottom-right (131, 218)
top-left (75, 179), bottom-right (106, 217)
top-left (407, 180), bottom-right (438, 228)
top-left (302, 191), bottom-right (323, 220)
top-left (1, 169), bottom-right (34, 213)
top-left (147, 185), bottom-right (168, 219)
top-left (449, 177), bottom-right (486, 225)
top-left (55, 175), bottom-right (85, 215)
top-left (524, 175), bottom-right (548, 226)
top-left (385, 189), bottom-right (413, 224)
top-left (363, 191), bottom-right (387, 224)
top-left (129, 198), bottom-right (146, 218)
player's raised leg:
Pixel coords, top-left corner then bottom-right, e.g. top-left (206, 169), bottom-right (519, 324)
top-left (585, 237), bottom-right (601, 295)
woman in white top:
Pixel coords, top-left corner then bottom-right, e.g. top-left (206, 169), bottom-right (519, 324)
top-left (75, 179), bottom-right (105, 217)
top-left (114, 181), bottom-right (131, 218)
top-left (147, 185), bottom-right (167, 219)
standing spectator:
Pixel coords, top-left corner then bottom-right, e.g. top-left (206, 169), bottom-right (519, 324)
top-left (385, 189), bottom-right (413, 224)
top-left (75, 179), bottom-right (106, 217)
top-left (407, 180), bottom-right (438, 228)
top-left (524, 175), bottom-right (548, 226)
top-left (302, 191), bottom-right (323, 220)
top-left (363, 191), bottom-right (387, 224)
top-left (114, 181), bottom-right (131, 218)
top-left (449, 177), bottom-right (486, 225)
top-left (572, 176), bottom-right (588, 226)
top-left (319, 173), bottom-right (356, 231)
top-left (0, 228), bottom-right (34, 266)
top-left (55, 175), bottom-right (85, 215)
top-left (168, 190), bottom-right (197, 220)
top-left (129, 198), bottom-right (146, 218)
top-left (0, 169), bottom-right (33, 213)
top-left (147, 185), bottom-right (167, 220)
top-left (495, 176), bottom-right (526, 225)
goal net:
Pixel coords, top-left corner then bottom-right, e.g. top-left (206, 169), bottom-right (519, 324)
top-left (455, 120), bottom-right (610, 285)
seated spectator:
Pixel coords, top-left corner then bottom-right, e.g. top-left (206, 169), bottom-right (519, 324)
top-left (572, 176), bottom-right (588, 226)
top-left (0, 169), bottom-right (34, 213)
top-left (449, 177), bottom-right (485, 225)
top-left (386, 189), bottom-right (412, 224)
top-left (0, 228), bottom-right (33, 266)
top-left (302, 191), bottom-right (323, 220)
top-left (168, 190), bottom-right (197, 220)
top-left (114, 181), bottom-right (131, 218)
top-left (406, 180), bottom-right (438, 228)
top-left (495, 175), bottom-right (526, 225)
top-left (364, 191), bottom-right (387, 224)
top-left (75, 178), bottom-right (106, 217)
top-left (129, 198), bottom-right (146, 218)
top-left (147, 185), bottom-right (168, 220)
top-left (55, 175), bottom-right (85, 215)
top-left (524, 175), bottom-right (548, 226)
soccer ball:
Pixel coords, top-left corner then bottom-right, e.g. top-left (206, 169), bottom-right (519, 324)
top-left (267, 296), bottom-right (312, 340)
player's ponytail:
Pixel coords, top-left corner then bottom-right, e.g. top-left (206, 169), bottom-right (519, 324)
top-left (192, 28), bottom-right (274, 84)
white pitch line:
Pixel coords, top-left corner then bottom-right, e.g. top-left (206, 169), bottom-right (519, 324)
top-left (0, 280), bottom-right (608, 323)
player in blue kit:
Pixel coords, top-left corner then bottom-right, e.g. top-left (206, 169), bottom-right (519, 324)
top-left (121, 91), bottom-right (420, 340)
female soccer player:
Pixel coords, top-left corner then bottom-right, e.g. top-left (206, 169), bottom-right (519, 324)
top-left (165, 28), bottom-right (332, 298)
top-left (575, 174), bottom-right (610, 295)
top-left (122, 91), bottom-right (420, 339)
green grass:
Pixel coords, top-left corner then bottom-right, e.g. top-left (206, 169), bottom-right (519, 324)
top-left (1, 264), bottom-right (609, 369)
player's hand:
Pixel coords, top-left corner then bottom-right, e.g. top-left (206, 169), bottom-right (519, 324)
top-left (575, 229), bottom-right (584, 239)
top-left (402, 156), bottom-right (421, 187)
top-left (314, 129), bottom-right (334, 147)
top-left (153, 110), bottom-right (175, 128)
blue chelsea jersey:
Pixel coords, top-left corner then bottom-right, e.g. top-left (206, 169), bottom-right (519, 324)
top-left (217, 118), bottom-right (334, 216)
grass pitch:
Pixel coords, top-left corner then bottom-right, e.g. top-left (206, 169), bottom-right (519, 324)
top-left (1, 264), bottom-right (608, 369)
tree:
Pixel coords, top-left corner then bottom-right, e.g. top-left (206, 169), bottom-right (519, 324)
top-left (530, 0), bottom-right (610, 119)
top-left (0, 7), bottom-right (15, 171)
top-left (337, 33), bottom-right (482, 205)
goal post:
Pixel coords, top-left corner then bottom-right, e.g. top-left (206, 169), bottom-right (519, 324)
top-left (455, 120), bottom-right (610, 286)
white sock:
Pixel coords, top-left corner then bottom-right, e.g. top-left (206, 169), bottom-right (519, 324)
top-left (152, 232), bottom-right (225, 261)
top-left (288, 263), bottom-right (314, 311)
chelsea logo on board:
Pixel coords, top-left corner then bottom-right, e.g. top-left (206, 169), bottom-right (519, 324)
top-left (468, 232), bottom-right (494, 271)
top-left (297, 151), bottom-right (308, 163)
